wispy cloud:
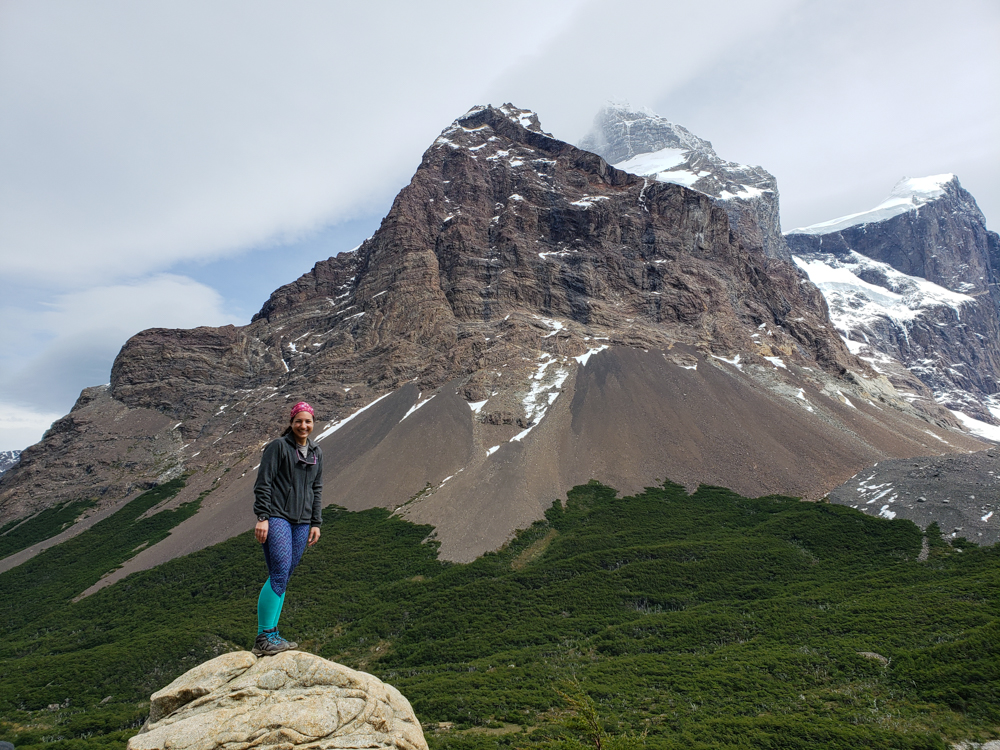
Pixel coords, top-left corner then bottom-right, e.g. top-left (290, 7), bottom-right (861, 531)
top-left (0, 275), bottom-right (236, 447)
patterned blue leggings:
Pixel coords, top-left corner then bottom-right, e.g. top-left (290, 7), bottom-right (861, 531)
top-left (262, 518), bottom-right (310, 595)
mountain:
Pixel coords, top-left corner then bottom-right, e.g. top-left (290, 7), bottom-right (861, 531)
top-left (0, 105), bottom-right (987, 580)
top-left (0, 451), bottom-right (19, 478)
top-left (580, 104), bottom-right (791, 261)
top-left (785, 174), bottom-right (1000, 539)
top-left (786, 175), bottom-right (1000, 430)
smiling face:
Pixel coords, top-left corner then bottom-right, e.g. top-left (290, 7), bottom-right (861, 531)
top-left (290, 412), bottom-right (314, 445)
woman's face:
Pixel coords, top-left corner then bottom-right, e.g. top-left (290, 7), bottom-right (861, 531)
top-left (290, 412), bottom-right (314, 443)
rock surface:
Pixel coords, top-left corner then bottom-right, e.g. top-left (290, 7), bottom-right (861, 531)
top-left (128, 651), bottom-right (427, 750)
top-left (580, 104), bottom-right (791, 260)
top-left (828, 447), bottom-right (1000, 546)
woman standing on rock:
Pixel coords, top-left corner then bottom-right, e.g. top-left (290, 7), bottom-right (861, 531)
top-left (252, 401), bottom-right (323, 656)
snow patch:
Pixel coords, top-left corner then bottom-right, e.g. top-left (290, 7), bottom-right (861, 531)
top-left (575, 345), bottom-right (609, 366)
top-left (793, 252), bottom-right (974, 342)
top-left (763, 356), bottom-right (786, 369)
top-left (950, 410), bottom-right (1000, 442)
top-left (712, 353), bottom-right (742, 371)
top-left (400, 394), bottom-right (435, 423)
top-left (534, 316), bottom-right (565, 337)
top-left (571, 195), bottom-right (610, 209)
top-left (316, 391), bottom-right (394, 442)
top-left (613, 147), bottom-right (687, 176)
top-left (719, 186), bottom-right (765, 201)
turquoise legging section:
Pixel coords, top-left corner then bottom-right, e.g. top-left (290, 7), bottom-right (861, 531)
top-left (257, 579), bottom-right (286, 634)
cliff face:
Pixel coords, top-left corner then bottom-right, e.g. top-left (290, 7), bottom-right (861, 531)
top-left (580, 104), bottom-right (791, 261)
top-left (0, 106), bottom-right (985, 570)
top-left (787, 175), bottom-right (1000, 424)
top-left (104, 101), bottom-right (856, 438)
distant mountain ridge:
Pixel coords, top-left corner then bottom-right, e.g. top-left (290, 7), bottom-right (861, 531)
top-left (0, 451), bottom-right (19, 478)
top-left (787, 174), bottom-right (1000, 430)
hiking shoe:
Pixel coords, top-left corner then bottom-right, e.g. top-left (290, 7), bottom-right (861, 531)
top-left (252, 628), bottom-right (297, 656)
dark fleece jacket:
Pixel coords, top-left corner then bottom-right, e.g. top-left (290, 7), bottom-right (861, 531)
top-left (253, 434), bottom-right (323, 526)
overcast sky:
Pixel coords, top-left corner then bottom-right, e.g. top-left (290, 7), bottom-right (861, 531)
top-left (1, 0), bottom-right (998, 451)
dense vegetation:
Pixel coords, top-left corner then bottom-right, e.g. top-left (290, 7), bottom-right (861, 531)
top-left (0, 498), bottom-right (95, 559)
top-left (1, 479), bottom-right (998, 749)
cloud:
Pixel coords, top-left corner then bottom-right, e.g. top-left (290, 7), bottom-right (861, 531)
top-left (3, 0), bottom-right (994, 286)
top-left (0, 274), bottom-right (236, 449)
top-left (0, 0), bottom-right (589, 286)
top-left (0, 402), bottom-right (65, 457)
top-left (482, 0), bottom-right (805, 144)
top-left (641, 0), bottom-right (1000, 228)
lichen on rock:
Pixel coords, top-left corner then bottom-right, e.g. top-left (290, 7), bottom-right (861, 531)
top-left (129, 651), bottom-right (427, 750)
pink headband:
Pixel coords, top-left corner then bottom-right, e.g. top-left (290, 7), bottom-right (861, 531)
top-left (290, 402), bottom-right (314, 420)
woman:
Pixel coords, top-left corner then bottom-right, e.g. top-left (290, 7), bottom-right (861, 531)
top-left (252, 401), bottom-right (323, 656)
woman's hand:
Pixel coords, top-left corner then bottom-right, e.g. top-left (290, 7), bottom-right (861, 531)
top-left (255, 519), bottom-right (269, 544)
top-left (308, 526), bottom-right (321, 547)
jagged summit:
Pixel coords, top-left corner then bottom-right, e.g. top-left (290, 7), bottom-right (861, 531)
top-left (579, 103), bottom-right (716, 161)
top-left (495, 103), bottom-right (550, 135)
top-left (580, 103), bottom-right (790, 260)
top-left (789, 174), bottom-right (958, 236)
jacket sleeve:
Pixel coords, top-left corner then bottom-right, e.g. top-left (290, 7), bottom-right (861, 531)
top-left (310, 449), bottom-right (323, 527)
top-left (253, 441), bottom-right (279, 519)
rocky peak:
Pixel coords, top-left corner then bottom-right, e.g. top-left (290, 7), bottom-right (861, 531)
top-left (787, 174), bottom-right (999, 296)
top-left (579, 102), bottom-right (716, 162)
top-left (495, 102), bottom-right (550, 135)
top-left (787, 175), bottom-right (1000, 427)
top-left (580, 104), bottom-right (790, 261)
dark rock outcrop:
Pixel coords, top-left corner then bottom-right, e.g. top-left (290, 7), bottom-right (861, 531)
top-left (827, 448), bottom-right (1000, 546)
